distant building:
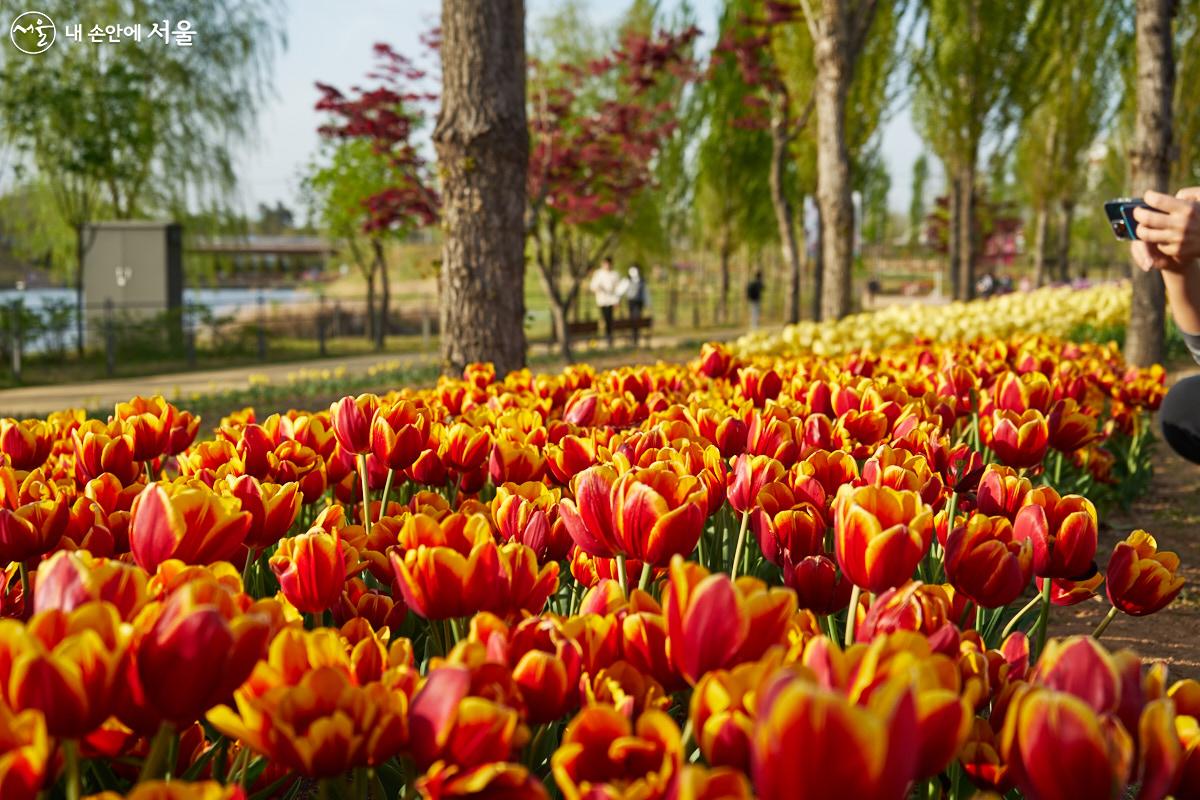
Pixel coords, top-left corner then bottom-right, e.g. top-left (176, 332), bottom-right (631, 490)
top-left (187, 235), bottom-right (337, 285)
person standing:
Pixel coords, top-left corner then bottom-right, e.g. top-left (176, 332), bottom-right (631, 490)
top-left (746, 270), bottom-right (764, 329)
top-left (589, 257), bottom-right (623, 348)
top-left (625, 265), bottom-right (649, 346)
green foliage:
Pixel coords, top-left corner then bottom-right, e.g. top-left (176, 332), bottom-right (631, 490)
top-left (694, 0), bottom-right (777, 257)
top-left (845, 0), bottom-right (906, 174)
top-left (912, 0), bottom-right (1051, 175)
top-left (859, 150), bottom-right (891, 246)
top-left (1012, 0), bottom-right (1124, 215)
top-left (302, 139), bottom-right (394, 251)
top-left (908, 153), bottom-right (929, 244)
top-left (767, 7), bottom-right (818, 193)
top-left (0, 181), bottom-right (79, 280)
top-left (0, 0), bottom-right (284, 219)
top-left (772, 0), bottom-right (905, 199)
top-left (1173, 0), bottom-right (1200, 186)
top-left (618, 0), bottom-right (703, 267)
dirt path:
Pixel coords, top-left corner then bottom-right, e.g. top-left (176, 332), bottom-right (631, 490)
top-left (1049, 369), bottom-right (1200, 678)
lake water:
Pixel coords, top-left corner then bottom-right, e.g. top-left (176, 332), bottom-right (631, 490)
top-left (0, 287), bottom-right (314, 353)
top-left (0, 286), bottom-right (312, 313)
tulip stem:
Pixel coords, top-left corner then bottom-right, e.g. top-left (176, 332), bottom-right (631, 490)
top-left (526, 724), bottom-right (551, 769)
top-left (138, 722), bottom-right (173, 783)
top-left (680, 718), bottom-right (696, 759)
top-left (230, 745), bottom-right (254, 787)
top-left (378, 469), bottom-right (395, 523)
top-left (1000, 593), bottom-right (1044, 641)
top-left (1033, 576), bottom-right (1054, 656)
top-left (357, 453), bottom-right (371, 527)
top-left (63, 740), bottom-right (81, 800)
top-left (427, 618), bottom-right (446, 657)
top-left (1092, 606), bottom-right (1120, 640)
top-left (638, 561), bottom-right (653, 593)
top-left (1052, 451), bottom-right (1064, 487)
top-left (615, 554), bottom-right (629, 599)
top-left (18, 561), bottom-right (29, 607)
top-left (241, 548), bottom-right (256, 595)
top-left (844, 585), bottom-right (862, 648)
top-left (729, 509), bottom-right (751, 580)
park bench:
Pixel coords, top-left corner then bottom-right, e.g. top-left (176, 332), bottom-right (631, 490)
top-left (612, 315), bottom-right (653, 346)
top-left (530, 318), bottom-right (600, 352)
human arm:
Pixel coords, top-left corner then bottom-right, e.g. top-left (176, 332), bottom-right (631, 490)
top-left (1132, 189), bottom-right (1200, 340)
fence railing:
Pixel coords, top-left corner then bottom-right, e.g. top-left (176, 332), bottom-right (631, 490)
top-left (0, 293), bottom-right (440, 383)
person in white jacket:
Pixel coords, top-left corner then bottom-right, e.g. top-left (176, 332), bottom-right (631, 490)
top-left (589, 257), bottom-right (624, 348)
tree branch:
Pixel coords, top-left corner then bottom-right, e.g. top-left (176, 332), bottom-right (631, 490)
top-left (849, 0), bottom-right (882, 68)
top-left (797, 0), bottom-right (822, 41)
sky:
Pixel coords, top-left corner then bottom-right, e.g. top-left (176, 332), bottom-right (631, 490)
top-left (234, 0), bottom-right (928, 221)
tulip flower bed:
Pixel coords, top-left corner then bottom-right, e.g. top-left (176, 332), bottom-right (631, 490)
top-left (0, 330), bottom-right (1191, 800)
top-left (737, 281), bottom-right (1132, 357)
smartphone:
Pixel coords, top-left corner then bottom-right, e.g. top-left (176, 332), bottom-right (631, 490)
top-left (1105, 198), bottom-right (1150, 240)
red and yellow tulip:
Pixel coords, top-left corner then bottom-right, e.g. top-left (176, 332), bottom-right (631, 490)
top-left (834, 485), bottom-right (934, 593)
top-left (1105, 530), bottom-right (1185, 617)
top-left (129, 482), bottom-right (252, 572)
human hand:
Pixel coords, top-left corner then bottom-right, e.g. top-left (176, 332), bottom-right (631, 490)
top-left (1131, 189), bottom-right (1200, 268)
top-left (1130, 240), bottom-right (1170, 272)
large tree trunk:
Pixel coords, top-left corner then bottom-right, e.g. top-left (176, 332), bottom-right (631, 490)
top-left (1126, 0), bottom-right (1175, 367)
top-left (434, 0), bottom-right (529, 377)
top-left (768, 114), bottom-right (803, 324)
top-left (814, 19), bottom-right (854, 321)
top-left (1056, 199), bottom-right (1074, 282)
top-left (1032, 204), bottom-right (1050, 287)
top-left (956, 162), bottom-right (977, 301)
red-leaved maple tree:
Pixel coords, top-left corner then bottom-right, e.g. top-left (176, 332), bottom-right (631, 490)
top-left (313, 43), bottom-right (438, 347)
top-left (528, 26), bottom-right (699, 361)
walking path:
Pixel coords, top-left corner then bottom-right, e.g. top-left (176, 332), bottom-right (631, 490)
top-left (0, 351), bottom-right (438, 417)
top-left (0, 327), bottom-right (743, 417)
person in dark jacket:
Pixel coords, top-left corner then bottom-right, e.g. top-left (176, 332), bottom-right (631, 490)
top-left (746, 271), bottom-right (764, 329)
top-left (1131, 189), bottom-right (1200, 464)
top-left (625, 265), bottom-right (650, 347)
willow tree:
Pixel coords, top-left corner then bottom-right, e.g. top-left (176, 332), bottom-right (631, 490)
top-left (1170, 0), bottom-right (1200, 186)
top-left (1014, 0), bottom-right (1123, 286)
top-left (908, 153), bottom-right (929, 246)
top-left (697, 0), bottom-right (783, 323)
top-left (912, 0), bottom-right (1049, 300)
top-left (791, 0), bottom-right (896, 320)
top-left (714, 2), bottom-right (814, 324)
top-left (0, 0), bottom-right (284, 352)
